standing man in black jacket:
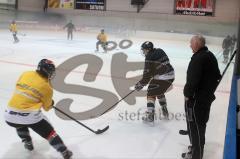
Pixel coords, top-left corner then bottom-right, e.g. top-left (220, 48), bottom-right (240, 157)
top-left (135, 41), bottom-right (175, 124)
top-left (182, 35), bottom-right (221, 159)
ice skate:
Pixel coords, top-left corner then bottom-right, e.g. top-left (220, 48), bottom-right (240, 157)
top-left (23, 140), bottom-right (34, 151)
top-left (188, 145), bottom-right (192, 151)
top-left (161, 105), bottom-right (169, 119)
top-left (61, 149), bottom-right (73, 159)
top-left (142, 110), bottom-right (155, 126)
top-left (182, 146), bottom-right (192, 159)
top-left (182, 151), bottom-right (192, 159)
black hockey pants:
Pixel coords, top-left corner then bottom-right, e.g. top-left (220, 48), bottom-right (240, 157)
top-left (67, 31), bottom-right (73, 40)
top-left (6, 119), bottom-right (67, 152)
top-left (185, 99), bottom-right (212, 159)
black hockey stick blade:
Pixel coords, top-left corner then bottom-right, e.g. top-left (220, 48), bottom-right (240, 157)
top-left (95, 125), bottom-right (109, 134)
top-left (53, 106), bottom-right (109, 135)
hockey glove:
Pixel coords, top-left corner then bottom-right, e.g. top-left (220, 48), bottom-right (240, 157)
top-left (135, 82), bottom-right (144, 91)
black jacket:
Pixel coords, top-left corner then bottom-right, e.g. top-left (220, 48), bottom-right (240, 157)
top-left (140, 48), bottom-right (174, 85)
top-left (184, 47), bottom-right (221, 102)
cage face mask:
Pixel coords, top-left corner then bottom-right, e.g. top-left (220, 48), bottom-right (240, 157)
top-left (141, 48), bottom-right (149, 57)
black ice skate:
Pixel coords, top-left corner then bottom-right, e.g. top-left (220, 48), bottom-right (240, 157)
top-left (179, 129), bottom-right (189, 135)
top-left (182, 146), bottom-right (192, 159)
top-left (161, 106), bottom-right (169, 119)
top-left (23, 140), bottom-right (34, 151)
top-left (61, 149), bottom-right (73, 159)
top-left (182, 151), bottom-right (192, 159)
top-left (142, 110), bottom-right (155, 126)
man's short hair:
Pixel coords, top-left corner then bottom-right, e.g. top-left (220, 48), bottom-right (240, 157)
top-left (194, 34), bottom-right (206, 47)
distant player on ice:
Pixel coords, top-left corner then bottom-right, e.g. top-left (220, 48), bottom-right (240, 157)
top-left (222, 35), bottom-right (232, 63)
top-left (63, 20), bottom-right (76, 40)
top-left (95, 29), bottom-right (108, 53)
top-left (9, 20), bottom-right (19, 43)
top-left (134, 41), bottom-right (175, 125)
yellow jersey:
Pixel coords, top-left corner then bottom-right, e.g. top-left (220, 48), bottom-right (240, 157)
top-left (8, 71), bottom-right (53, 112)
top-left (97, 33), bottom-right (107, 43)
top-left (9, 23), bottom-right (18, 32)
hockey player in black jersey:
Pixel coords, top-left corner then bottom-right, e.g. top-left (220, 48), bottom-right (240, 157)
top-left (135, 41), bottom-right (175, 124)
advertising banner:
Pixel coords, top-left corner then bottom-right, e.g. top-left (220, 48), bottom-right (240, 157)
top-left (60, 0), bottom-right (74, 9)
top-left (48, 0), bottom-right (60, 8)
top-left (75, 0), bottom-right (105, 10)
top-left (48, 0), bottom-right (74, 9)
top-left (175, 0), bottom-right (215, 16)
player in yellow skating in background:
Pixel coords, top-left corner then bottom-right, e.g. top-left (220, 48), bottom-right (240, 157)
top-left (9, 20), bottom-right (19, 43)
top-left (95, 29), bottom-right (108, 53)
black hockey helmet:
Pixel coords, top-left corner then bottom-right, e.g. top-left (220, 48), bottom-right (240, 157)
top-left (141, 41), bottom-right (154, 51)
top-left (36, 59), bottom-right (55, 79)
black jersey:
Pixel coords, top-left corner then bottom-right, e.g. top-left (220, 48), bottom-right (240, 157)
top-left (140, 48), bottom-right (175, 85)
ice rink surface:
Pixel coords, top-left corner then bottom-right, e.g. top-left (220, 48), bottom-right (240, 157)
top-left (0, 29), bottom-right (233, 159)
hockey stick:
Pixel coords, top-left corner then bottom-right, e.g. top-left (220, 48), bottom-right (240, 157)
top-left (100, 89), bottom-right (136, 116)
top-left (218, 50), bottom-right (237, 84)
top-left (53, 89), bottom-right (136, 134)
top-left (101, 82), bottom-right (172, 116)
top-left (53, 106), bottom-right (109, 134)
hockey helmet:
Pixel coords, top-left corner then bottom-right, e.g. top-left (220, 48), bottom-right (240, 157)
top-left (141, 41), bottom-right (154, 51)
top-left (37, 59), bottom-right (55, 79)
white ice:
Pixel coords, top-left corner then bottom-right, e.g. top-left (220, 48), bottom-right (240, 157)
top-left (0, 29), bottom-right (233, 159)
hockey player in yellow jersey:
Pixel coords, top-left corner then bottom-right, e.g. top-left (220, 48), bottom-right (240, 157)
top-left (95, 29), bottom-right (108, 53)
top-left (9, 20), bottom-right (19, 43)
top-left (4, 59), bottom-right (73, 159)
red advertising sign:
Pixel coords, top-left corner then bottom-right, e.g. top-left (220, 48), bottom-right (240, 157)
top-left (175, 0), bottom-right (215, 16)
